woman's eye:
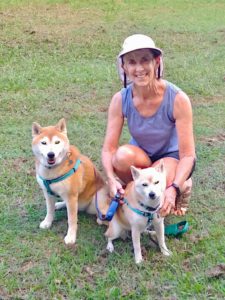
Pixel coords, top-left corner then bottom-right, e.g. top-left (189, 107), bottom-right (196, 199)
top-left (41, 141), bottom-right (47, 145)
top-left (154, 181), bottom-right (159, 185)
top-left (55, 141), bottom-right (60, 144)
top-left (142, 183), bottom-right (148, 187)
top-left (142, 57), bottom-right (148, 62)
top-left (129, 60), bottom-right (136, 65)
top-left (142, 58), bottom-right (151, 64)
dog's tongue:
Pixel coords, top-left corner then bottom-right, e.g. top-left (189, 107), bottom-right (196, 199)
top-left (48, 158), bottom-right (55, 165)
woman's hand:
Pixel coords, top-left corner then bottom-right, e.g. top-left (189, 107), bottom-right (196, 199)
top-left (173, 208), bottom-right (186, 216)
top-left (107, 176), bottom-right (125, 199)
top-left (160, 186), bottom-right (187, 217)
top-left (160, 187), bottom-right (176, 217)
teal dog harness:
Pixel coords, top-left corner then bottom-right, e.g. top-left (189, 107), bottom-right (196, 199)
top-left (122, 198), bottom-right (160, 225)
top-left (38, 159), bottom-right (81, 197)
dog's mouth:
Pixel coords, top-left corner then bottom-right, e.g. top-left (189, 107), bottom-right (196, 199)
top-left (149, 203), bottom-right (161, 212)
top-left (47, 158), bottom-right (56, 165)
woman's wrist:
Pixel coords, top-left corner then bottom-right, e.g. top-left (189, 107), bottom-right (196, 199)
top-left (167, 182), bottom-right (181, 197)
top-left (107, 175), bottom-right (116, 182)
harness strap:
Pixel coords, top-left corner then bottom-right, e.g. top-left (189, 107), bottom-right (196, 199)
top-left (122, 198), bottom-right (154, 224)
top-left (38, 159), bottom-right (81, 197)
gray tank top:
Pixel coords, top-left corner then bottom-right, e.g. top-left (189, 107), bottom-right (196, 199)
top-left (121, 81), bottom-right (180, 159)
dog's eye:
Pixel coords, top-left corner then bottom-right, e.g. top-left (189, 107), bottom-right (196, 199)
top-left (154, 181), bottom-right (159, 185)
top-left (55, 140), bottom-right (60, 144)
top-left (41, 141), bottom-right (47, 145)
top-left (142, 183), bottom-right (148, 187)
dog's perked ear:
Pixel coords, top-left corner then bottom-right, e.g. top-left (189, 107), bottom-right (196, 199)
top-left (130, 166), bottom-right (141, 180)
top-left (155, 159), bottom-right (165, 173)
top-left (32, 122), bottom-right (42, 137)
top-left (55, 118), bottom-right (67, 135)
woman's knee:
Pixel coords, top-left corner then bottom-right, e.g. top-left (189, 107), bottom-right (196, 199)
top-left (112, 144), bottom-right (150, 171)
top-left (112, 145), bottom-right (136, 170)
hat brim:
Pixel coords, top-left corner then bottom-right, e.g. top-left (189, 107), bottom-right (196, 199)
top-left (119, 46), bottom-right (162, 58)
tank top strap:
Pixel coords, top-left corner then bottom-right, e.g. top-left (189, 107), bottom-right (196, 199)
top-left (121, 85), bottom-right (132, 118)
top-left (163, 81), bottom-right (181, 122)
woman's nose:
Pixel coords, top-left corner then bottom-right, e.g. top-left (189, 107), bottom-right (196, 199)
top-left (136, 63), bottom-right (144, 71)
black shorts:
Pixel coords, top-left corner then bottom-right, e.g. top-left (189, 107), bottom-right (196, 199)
top-left (150, 151), bottom-right (196, 180)
top-left (150, 151), bottom-right (179, 163)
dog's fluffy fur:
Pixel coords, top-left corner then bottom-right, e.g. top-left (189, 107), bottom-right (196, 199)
top-left (105, 161), bottom-right (171, 263)
top-left (32, 118), bottom-right (108, 245)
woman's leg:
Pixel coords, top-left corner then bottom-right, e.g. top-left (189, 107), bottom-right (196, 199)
top-left (112, 144), bottom-right (152, 183)
top-left (152, 157), bottom-right (193, 215)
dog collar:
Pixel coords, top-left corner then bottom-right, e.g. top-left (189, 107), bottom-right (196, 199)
top-left (38, 159), bottom-right (81, 197)
top-left (122, 198), bottom-right (154, 224)
top-left (138, 201), bottom-right (160, 213)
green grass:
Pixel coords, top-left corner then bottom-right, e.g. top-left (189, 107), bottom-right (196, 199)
top-left (1, 0), bottom-right (225, 299)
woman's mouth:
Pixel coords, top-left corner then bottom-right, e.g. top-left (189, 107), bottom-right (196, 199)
top-left (136, 73), bottom-right (147, 79)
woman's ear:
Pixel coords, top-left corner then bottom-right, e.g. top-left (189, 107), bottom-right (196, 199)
top-left (154, 56), bottom-right (162, 79)
top-left (122, 62), bottom-right (128, 87)
top-left (122, 62), bottom-right (127, 74)
top-left (155, 56), bottom-right (160, 66)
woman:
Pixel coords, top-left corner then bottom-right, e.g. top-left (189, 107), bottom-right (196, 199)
top-left (102, 34), bottom-right (196, 217)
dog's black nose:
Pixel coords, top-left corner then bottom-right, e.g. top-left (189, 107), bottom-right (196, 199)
top-left (47, 152), bottom-right (55, 159)
top-left (149, 192), bottom-right (156, 199)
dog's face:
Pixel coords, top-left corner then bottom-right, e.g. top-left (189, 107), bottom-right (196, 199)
top-left (32, 118), bottom-right (70, 168)
top-left (130, 160), bottom-right (166, 208)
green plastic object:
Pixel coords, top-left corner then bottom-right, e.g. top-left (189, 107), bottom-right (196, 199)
top-left (165, 220), bottom-right (189, 237)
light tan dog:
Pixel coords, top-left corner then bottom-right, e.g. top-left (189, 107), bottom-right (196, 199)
top-left (32, 118), bottom-right (108, 245)
top-left (105, 161), bottom-right (171, 264)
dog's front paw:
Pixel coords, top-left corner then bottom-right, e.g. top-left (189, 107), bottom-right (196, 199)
top-left (161, 247), bottom-right (172, 256)
top-left (39, 219), bottom-right (52, 229)
top-left (55, 201), bottom-right (66, 210)
top-left (106, 241), bottom-right (114, 253)
top-left (135, 255), bottom-right (143, 264)
top-left (64, 234), bottom-right (76, 245)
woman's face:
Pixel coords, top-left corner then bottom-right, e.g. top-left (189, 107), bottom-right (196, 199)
top-left (122, 49), bottom-right (158, 86)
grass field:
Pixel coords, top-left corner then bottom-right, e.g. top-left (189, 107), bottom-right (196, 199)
top-left (0, 0), bottom-right (225, 299)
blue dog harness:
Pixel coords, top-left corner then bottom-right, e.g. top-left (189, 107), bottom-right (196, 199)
top-left (38, 159), bottom-right (81, 197)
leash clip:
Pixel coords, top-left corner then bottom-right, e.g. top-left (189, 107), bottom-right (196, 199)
top-left (97, 192), bottom-right (121, 222)
top-left (104, 192), bottom-right (121, 221)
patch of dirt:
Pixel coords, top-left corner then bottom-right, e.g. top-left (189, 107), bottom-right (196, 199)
top-left (189, 230), bottom-right (209, 243)
top-left (192, 95), bottom-right (224, 106)
top-left (0, 4), bottom-right (104, 46)
top-left (98, 105), bottom-right (108, 113)
top-left (0, 287), bottom-right (10, 300)
top-left (1, 157), bottom-right (35, 176)
top-left (19, 260), bottom-right (37, 273)
top-left (182, 253), bottom-right (205, 272)
top-left (82, 266), bottom-right (95, 285)
top-left (199, 134), bottom-right (225, 146)
top-left (206, 263), bottom-right (225, 278)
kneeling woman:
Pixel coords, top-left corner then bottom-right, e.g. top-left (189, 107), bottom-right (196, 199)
top-left (102, 34), bottom-right (196, 216)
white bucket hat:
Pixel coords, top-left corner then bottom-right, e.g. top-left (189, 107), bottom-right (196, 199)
top-left (117, 34), bottom-right (164, 86)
